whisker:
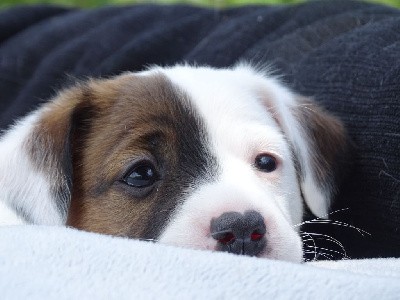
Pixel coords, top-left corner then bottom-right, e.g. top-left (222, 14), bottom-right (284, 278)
top-left (294, 208), bottom-right (370, 238)
top-left (294, 208), bottom-right (350, 227)
top-left (303, 244), bottom-right (349, 259)
top-left (304, 251), bottom-right (334, 261)
top-left (301, 232), bottom-right (317, 261)
top-left (301, 232), bottom-right (347, 258)
top-left (304, 251), bottom-right (333, 259)
top-left (303, 232), bottom-right (345, 248)
top-left (298, 219), bottom-right (370, 237)
top-left (302, 238), bottom-right (315, 242)
top-left (138, 238), bottom-right (158, 243)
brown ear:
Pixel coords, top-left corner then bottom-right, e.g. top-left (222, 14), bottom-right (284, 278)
top-left (232, 64), bottom-right (349, 217)
top-left (22, 75), bottom-right (131, 224)
top-left (23, 83), bottom-right (90, 223)
top-left (259, 83), bottom-right (348, 217)
top-left (291, 97), bottom-right (349, 217)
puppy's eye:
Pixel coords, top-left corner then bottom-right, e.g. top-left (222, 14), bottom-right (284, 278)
top-left (123, 162), bottom-right (158, 188)
top-left (255, 154), bottom-right (277, 173)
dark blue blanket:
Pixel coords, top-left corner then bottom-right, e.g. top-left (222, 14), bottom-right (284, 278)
top-left (1, 0), bottom-right (399, 259)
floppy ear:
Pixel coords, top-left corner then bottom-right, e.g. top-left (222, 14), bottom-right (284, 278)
top-left (289, 96), bottom-right (348, 217)
top-left (0, 76), bottom-right (128, 225)
top-left (258, 79), bottom-right (348, 218)
top-left (0, 84), bottom-right (89, 225)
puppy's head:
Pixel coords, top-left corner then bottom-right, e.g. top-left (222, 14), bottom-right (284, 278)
top-left (3, 65), bottom-right (347, 262)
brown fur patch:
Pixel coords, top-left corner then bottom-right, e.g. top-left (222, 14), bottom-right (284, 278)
top-left (27, 72), bottom-right (217, 239)
top-left (68, 74), bottom-right (184, 236)
top-left (69, 74), bottom-right (217, 238)
top-left (25, 85), bottom-right (87, 219)
top-left (25, 75), bottom-right (137, 219)
top-left (293, 98), bottom-right (348, 194)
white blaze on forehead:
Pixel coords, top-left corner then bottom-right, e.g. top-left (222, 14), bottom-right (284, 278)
top-left (156, 65), bottom-right (285, 159)
top-left (158, 65), bottom-right (279, 126)
top-left (149, 65), bottom-right (304, 262)
top-left (159, 64), bottom-right (335, 220)
top-left (157, 65), bottom-right (303, 221)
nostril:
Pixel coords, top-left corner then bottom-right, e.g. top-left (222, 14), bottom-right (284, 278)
top-left (210, 210), bottom-right (267, 256)
top-left (250, 230), bottom-right (264, 242)
top-left (213, 231), bottom-right (236, 245)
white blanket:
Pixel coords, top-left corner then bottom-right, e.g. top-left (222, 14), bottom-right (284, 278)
top-left (0, 226), bottom-right (399, 299)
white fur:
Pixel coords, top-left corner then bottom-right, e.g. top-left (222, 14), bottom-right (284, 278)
top-left (0, 64), bottom-right (333, 262)
top-left (0, 111), bottom-right (63, 225)
top-left (152, 64), bottom-right (330, 218)
top-left (0, 201), bottom-right (25, 225)
top-left (256, 76), bottom-right (329, 217)
top-left (155, 65), bottom-right (309, 262)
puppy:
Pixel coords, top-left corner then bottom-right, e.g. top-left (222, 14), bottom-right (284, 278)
top-left (0, 64), bottom-right (347, 262)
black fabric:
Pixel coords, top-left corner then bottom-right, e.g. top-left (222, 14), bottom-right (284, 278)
top-left (0, 0), bottom-right (399, 259)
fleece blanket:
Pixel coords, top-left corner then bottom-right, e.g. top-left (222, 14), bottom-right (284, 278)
top-left (0, 0), bottom-right (399, 260)
top-left (0, 226), bottom-right (399, 299)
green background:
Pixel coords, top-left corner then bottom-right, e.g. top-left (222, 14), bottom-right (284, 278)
top-left (1, 0), bottom-right (399, 9)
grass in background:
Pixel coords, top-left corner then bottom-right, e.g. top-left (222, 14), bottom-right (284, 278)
top-left (0, 0), bottom-right (301, 8)
top-left (0, 0), bottom-right (399, 9)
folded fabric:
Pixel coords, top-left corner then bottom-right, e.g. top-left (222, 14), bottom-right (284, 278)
top-left (0, 226), bottom-right (399, 299)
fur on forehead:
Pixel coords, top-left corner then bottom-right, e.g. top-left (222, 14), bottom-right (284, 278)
top-left (147, 63), bottom-right (348, 218)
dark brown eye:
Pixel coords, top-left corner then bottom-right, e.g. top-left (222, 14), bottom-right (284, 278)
top-left (123, 162), bottom-right (158, 188)
top-left (255, 154), bottom-right (277, 173)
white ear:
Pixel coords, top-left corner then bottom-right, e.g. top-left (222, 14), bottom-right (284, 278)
top-left (255, 75), bottom-right (348, 218)
top-left (0, 84), bottom-right (86, 225)
top-left (0, 74), bottom-right (133, 225)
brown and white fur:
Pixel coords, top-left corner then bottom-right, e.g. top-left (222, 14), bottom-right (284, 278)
top-left (0, 64), bottom-right (347, 262)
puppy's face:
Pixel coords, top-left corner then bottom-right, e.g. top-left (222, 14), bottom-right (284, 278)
top-left (8, 65), bottom-right (347, 262)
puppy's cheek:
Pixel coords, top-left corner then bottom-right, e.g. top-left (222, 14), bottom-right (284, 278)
top-left (158, 216), bottom-right (218, 251)
top-left (259, 218), bottom-right (303, 262)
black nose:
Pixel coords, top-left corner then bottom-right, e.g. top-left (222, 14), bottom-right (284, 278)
top-left (210, 210), bottom-right (266, 256)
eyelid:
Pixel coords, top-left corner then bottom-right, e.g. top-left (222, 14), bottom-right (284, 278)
top-left (251, 149), bottom-right (282, 164)
top-left (249, 139), bottom-right (283, 159)
top-left (114, 154), bottom-right (157, 181)
top-left (124, 158), bottom-right (158, 177)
